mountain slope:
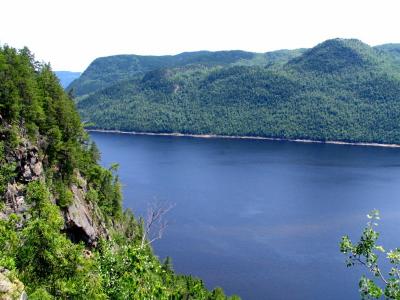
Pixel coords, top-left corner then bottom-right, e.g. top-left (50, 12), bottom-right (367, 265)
top-left (77, 38), bottom-right (400, 144)
top-left (67, 49), bottom-right (306, 99)
top-left (375, 43), bottom-right (400, 62)
top-left (68, 50), bottom-right (255, 98)
top-left (0, 45), bottom-right (239, 299)
top-left (288, 38), bottom-right (388, 72)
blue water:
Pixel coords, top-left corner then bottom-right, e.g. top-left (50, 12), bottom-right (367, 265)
top-left (91, 132), bottom-right (400, 300)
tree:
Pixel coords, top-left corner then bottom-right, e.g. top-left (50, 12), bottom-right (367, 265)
top-left (340, 210), bottom-right (400, 299)
top-left (16, 181), bottom-right (104, 298)
top-left (140, 202), bottom-right (174, 249)
top-left (0, 44), bottom-right (239, 300)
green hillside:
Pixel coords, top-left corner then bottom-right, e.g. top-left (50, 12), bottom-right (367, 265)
top-left (67, 49), bottom-right (306, 100)
top-left (76, 38), bottom-right (400, 144)
top-left (375, 43), bottom-right (400, 62)
top-left (68, 50), bottom-right (255, 98)
top-left (0, 45), bottom-right (239, 299)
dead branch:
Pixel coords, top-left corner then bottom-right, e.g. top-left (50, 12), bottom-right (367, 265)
top-left (140, 201), bottom-right (174, 249)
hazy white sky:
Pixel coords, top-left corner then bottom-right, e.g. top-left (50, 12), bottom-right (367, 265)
top-left (1, 0), bottom-right (399, 71)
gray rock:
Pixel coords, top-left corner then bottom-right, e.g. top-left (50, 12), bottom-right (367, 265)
top-left (1, 183), bottom-right (29, 227)
top-left (3, 184), bottom-right (28, 216)
top-left (63, 174), bottom-right (108, 246)
top-left (32, 161), bottom-right (42, 176)
top-left (64, 184), bottom-right (98, 245)
top-left (0, 268), bottom-right (25, 300)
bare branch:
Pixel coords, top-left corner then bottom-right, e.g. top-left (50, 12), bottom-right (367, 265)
top-left (353, 256), bottom-right (388, 285)
top-left (140, 201), bottom-right (174, 249)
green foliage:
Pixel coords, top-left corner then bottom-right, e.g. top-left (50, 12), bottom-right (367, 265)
top-left (0, 45), bottom-right (238, 299)
top-left (359, 276), bottom-right (383, 299)
top-left (76, 39), bottom-right (400, 145)
top-left (54, 180), bottom-right (74, 208)
top-left (68, 50), bottom-right (260, 99)
top-left (0, 214), bottom-right (19, 269)
top-left (375, 44), bottom-right (400, 63)
top-left (28, 288), bottom-right (53, 300)
top-left (85, 164), bottom-right (122, 219)
top-left (97, 240), bottom-right (239, 300)
top-left (340, 210), bottom-right (400, 299)
top-left (17, 181), bottom-right (105, 298)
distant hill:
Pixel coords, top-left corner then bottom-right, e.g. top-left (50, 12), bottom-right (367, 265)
top-left (75, 38), bottom-right (400, 144)
top-left (289, 39), bottom-right (390, 72)
top-left (375, 43), bottom-right (400, 62)
top-left (67, 49), bottom-right (304, 99)
top-left (54, 71), bottom-right (81, 88)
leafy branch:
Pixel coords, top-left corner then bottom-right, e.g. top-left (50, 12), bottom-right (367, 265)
top-left (340, 210), bottom-right (400, 299)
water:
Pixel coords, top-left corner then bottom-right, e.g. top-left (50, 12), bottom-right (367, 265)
top-left (90, 132), bottom-right (400, 300)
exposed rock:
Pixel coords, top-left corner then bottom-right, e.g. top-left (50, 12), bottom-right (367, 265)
top-left (0, 268), bottom-right (26, 300)
top-left (1, 139), bottom-right (42, 221)
top-left (31, 161), bottom-right (42, 177)
top-left (14, 143), bottom-right (42, 183)
top-left (63, 174), bottom-right (108, 247)
top-left (83, 249), bottom-right (93, 259)
top-left (1, 183), bottom-right (29, 225)
top-left (0, 130), bottom-right (109, 248)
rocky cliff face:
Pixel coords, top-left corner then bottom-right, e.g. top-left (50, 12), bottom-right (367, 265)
top-left (63, 173), bottom-right (108, 246)
top-left (0, 139), bottom-right (41, 224)
top-left (0, 268), bottom-right (27, 300)
top-left (1, 136), bottom-right (107, 247)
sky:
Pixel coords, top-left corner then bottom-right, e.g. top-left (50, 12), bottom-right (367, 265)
top-left (1, 0), bottom-right (399, 71)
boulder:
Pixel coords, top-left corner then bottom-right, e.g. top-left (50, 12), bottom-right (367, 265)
top-left (63, 174), bottom-right (108, 246)
top-left (17, 145), bottom-right (42, 183)
top-left (1, 183), bottom-right (29, 226)
top-left (0, 268), bottom-right (26, 300)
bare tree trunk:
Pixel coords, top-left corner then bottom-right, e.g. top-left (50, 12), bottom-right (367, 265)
top-left (140, 202), bottom-right (174, 249)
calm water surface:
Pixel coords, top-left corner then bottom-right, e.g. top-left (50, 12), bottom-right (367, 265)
top-left (91, 132), bottom-right (400, 300)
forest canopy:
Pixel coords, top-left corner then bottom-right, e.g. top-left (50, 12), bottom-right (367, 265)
top-left (71, 39), bottom-right (400, 144)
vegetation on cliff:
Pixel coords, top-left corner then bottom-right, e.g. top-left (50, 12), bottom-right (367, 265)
top-left (0, 45), bottom-right (239, 299)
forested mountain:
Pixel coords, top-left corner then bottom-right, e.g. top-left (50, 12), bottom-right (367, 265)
top-left (375, 43), bottom-right (400, 62)
top-left (54, 71), bottom-right (81, 88)
top-left (0, 45), bottom-right (239, 299)
top-left (67, 49), bottom-right (305, 99)
top-left (74, 38), bottom-right (400, 144)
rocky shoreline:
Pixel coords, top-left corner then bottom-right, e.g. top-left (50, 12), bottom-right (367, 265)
top-left (87, 129), bottom-right (400, 148)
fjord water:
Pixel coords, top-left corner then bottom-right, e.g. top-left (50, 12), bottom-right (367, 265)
top-left (91, 132), bottom-right (400, 300)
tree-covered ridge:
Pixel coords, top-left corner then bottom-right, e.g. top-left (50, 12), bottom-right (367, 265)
top-left (375, 44), bottom-right (400, 62)
top-left (67, 49), bottom-right (307, 99)
top-left (288, 39), bottom-right (393, 73)
top-left (76, 38), bottom-right (400, 144)
top-left (0, 45), bottom-right (239, 299)
top-left (67, 39), bottom-right (400, 100)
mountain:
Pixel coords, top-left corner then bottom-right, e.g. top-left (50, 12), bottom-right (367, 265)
top-left (0, 45), bottom-right (239, 299)
top-left (67, 49), bottom-right (305, 99)
top-left (54, 70), bottom-right (81, 88)
top-left (375, 43), bottom-right (400, 62)
top-left (289, 38), bottom-right (389, 72)
top-left (76, 38), bottom-right (400, 144)
top-left (67, 51), bottom-right (253, 98)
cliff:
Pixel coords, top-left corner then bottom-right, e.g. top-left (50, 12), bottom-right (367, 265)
top-left (0, 45), bottom-right (239, 299)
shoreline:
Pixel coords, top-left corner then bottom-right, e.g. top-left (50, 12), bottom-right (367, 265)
top-left (87, 129), bottom-right (400, 148)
